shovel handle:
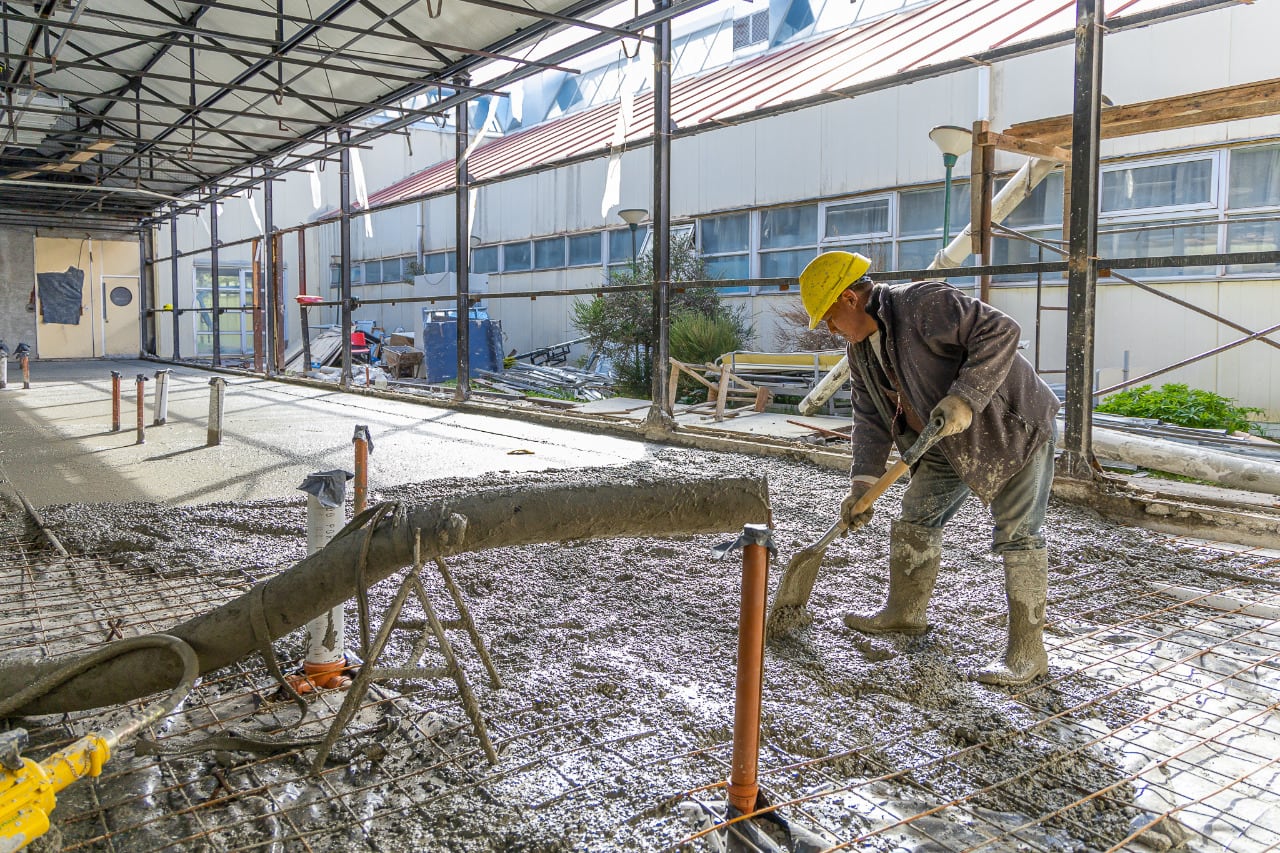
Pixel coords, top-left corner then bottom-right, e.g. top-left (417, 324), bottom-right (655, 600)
top-left (844, 413), bottom-right (947, 521)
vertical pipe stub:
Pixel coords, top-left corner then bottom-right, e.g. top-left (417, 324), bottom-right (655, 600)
top-left (206, 376), bottom-right (227, 447)
top-left (723, 522), bottom-right (775, 815)
top-left (153, 369), bottom-right (171, 426)
top-left (17, 343), bottom-right (31, 390)
top-left (352, 425), bottom-right (372, 516)
top-left (134, 374), bottom-right (148, 445)
top-left (0, 342), bottom-right (9, 390)
top-left (293, 470), bottom-right (356, 693)
top-left (110, 371), bottom-right (122, 432)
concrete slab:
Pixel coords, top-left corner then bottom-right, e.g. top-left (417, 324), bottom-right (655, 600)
top-left (0, 360), bottom-right (652, 507)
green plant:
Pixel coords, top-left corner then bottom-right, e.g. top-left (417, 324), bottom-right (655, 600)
top-left (670, 311), bottom-right (746, 366)
top-left (571, 233), bottom-right (752, 399)
top-left (1096, 383), bottom-right (1265, 435)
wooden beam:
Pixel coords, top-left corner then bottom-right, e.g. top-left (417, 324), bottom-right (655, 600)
top-left (7, 139), bottom-right (117, 180)
top-left (1004, 77), bottom-right (1280, 146)
top-left (977, 130), bottom-right (1070, 162)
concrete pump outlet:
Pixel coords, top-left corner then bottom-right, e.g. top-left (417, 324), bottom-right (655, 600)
top-left (0, 476), bottom-right (771, 716)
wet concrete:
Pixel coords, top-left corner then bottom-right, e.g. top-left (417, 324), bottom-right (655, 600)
top-left (13, 445), bottom-right (1275, 851)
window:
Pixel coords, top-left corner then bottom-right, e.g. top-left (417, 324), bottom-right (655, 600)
top-left (1097, 218), bottom-right (1217, 278)
top-left (502, 241), bottom-right (532, 271)
top-left (424, 251), bottom-right (454, 274)
top-left (363, 260), bottom-right (383, 284)
top-left (700, 213), bottom-right (751, 294)
top-left (472, 246), bottom-right (499, 274)
top-left (1226, 145), bottom-right (1280, 274)
top-left (824, 198), bottom-right (889, 240)
top-left (1225, 219), bottom-right (1280, 274)
top-left (1101, 158), bottom-right (1213, 213)
top-left (991, 172), bottom-right (1064, 282)
top-left (533, 237), bottom-right (566, 270)
top-left (896, 184), bottom-right (971, 279)
top-left (732, 10), bottom-right (768, 50)
top-left (567, 233), bottom-right (602, 267)
top-left (384, 258), bottom-right (405, 282)
top-left (759, 204), bottom-right (818, 280)
top-left (607, 226), bottom-right (647, 269)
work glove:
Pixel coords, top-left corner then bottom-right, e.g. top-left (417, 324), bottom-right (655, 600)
top-left (930, 394), bottom-right (973, 437)
top-left (840, 481), bottom-right (875, 531)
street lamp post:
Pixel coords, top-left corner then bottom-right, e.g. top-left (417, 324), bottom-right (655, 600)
top-left (618, 208), bottom-right (648, 264)
top-left (928, 125), bottom-right (971, 247)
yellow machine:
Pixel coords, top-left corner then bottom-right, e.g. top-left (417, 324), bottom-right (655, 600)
top-left (0, 728), bottom-right (112, 852)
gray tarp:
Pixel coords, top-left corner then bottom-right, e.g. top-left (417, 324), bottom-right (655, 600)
top-left (37, 266), bottom-right (84, 325)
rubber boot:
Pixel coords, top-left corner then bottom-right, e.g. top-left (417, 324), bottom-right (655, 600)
top-left (977, 548), bottom-right (1049, 686)
top-left (843, 520), bottom-right (942, 635)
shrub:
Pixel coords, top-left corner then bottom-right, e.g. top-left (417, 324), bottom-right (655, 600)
top-left (670, 311), bottom-right (745, 367)
top-left (1096, 383), bottom-right (1265, 435)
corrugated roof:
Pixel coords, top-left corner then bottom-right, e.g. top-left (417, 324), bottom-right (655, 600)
top-left (366, 0), bottom-right (1190, 210)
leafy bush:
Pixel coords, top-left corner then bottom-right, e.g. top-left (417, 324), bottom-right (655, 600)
top-left (670, 311), bottom-right (745, 367)
top-left (1096, 383), bottom-right (1265, 434)
top-left (572, 233), bottom-right (752, 399)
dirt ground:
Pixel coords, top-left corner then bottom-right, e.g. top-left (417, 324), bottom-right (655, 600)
top-left (11, 444), bottom-right (1273, 851)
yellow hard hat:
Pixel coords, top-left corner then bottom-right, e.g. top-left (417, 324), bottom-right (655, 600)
top-left (799, 251), bottom-right (871, 329)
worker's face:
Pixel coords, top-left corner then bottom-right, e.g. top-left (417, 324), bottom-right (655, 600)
top-left (823, 288), bottom-right (875, 343)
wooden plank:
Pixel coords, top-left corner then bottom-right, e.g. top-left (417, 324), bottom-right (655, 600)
top-left (7, 139), bottom-right (117, 180)
top-left (1005, 77), bottom-right (1280, 146)
top-left (977, 130), bottom-right (1069, 162)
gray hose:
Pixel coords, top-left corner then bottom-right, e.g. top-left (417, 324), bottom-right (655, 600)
top-left (0, 634), bottom-right (198, 748)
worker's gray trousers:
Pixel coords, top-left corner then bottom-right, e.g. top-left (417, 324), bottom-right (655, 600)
top-left (898, 432), bottom-right (1056, 554)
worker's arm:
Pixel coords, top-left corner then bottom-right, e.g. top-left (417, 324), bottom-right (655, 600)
top-left (846, 343), bottom-right (895, 484)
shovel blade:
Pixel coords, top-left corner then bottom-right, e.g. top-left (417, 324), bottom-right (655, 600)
top-left (765, 545), bottom-right (828, 639)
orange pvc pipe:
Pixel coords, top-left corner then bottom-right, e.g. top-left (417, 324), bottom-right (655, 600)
top-left (352, 431), bottom-right (369, 515)
top-left (20, 356), bottom-right (30, 390)
top-left (728, 526), bottom-right (770, 814)
top-left (110, 371), bottom-right (121, 432)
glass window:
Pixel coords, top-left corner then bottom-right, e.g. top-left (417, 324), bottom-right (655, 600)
top-left (502, 241), bottom-right (532, 271)
top-left (424, 251), bottom-right (453, 274)
top-left (383, 258), bottom-right (404, 282)
top-left (895, 240), bottom-right (975, 282)
top-left (608, 227), bottom-right (647, 267)
top-left (760, 204), bottom-right (817, 249)
top-left (823, 241), bottom-right (892, 275)
top-left (898, 184), bottom-right (971, 237)
top-left (1097, 219), bottom-right (1217, 277)
top-left (991, 227), bottom-right (1064, 282)
top-left (1101, 159), bottom-right (1213, 212)
top-left (471, 246), bottom-right (499, 274)
top-left (363, 260), bottom-right (383, 284)
top-left (701, 213), bottom-right (750, 254)
top-left (1228, 145), bottom-right (1280, 210)
top-left (704, 255), bottom-right (750, 282)
top-left (329, 264), bottom-right (340, 285)
top-left (533, 237), bottom-right (565, 270)
top-left (1225, 218), bottom-right (1280, 275)
top-left (567, 233), bottom-right (601, 266)
top-left (759, 248), bottom-right (817, 278)
top-left (1000, 172), bottom-right (1065, 228)
top-left (825, 198), bottom-right (889, 240)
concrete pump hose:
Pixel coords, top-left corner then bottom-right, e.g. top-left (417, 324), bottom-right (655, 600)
top-left (0, 633), bottom-right (198, 748)
top-left (0, 476), bottom-right (771, 716)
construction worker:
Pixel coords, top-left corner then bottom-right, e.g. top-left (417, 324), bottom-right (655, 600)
top-left (798, 251), bottom-right (1060, 686)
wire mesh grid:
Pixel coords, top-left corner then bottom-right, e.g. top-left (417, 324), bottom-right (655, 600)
top-left (2, 533), bottom-right (1278, 852)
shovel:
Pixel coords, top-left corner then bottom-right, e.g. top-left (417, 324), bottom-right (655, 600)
top-left (766, 413), bottom-right (948, 639)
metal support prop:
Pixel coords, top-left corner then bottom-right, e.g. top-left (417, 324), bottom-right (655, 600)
top-left (353, 425), bottom-right (371, 515)
top-left (110, 371), bottom-right (122, 432)
top-left (645, 0), bottom-right (675, 432)
top-left (206, 376), bottom-right (226, 446)
top-left (264, 176), bottom-right (277, 376)
top-left (170, 210), bottom-right (181, 360)
top-left (727, 523), bottom-right (773, 814)
top-left (454, 75), bottom-right (472, 403)
top-left (138, 225), bottom-right (154, 357)
top-left (251, 237), bottom-right (264, 373)
top-left (1062, 0), bottom-right (1104, 480)
top-left (210, 183), bottom-right (221, 367)
top-left (339, 129), bottom-right (353, 389)
top-left (299, 301), bottom-right (313, 372)
top-left (134, 374), bottom-right (148, 445)
top-left (153, 369), bottom-right (171, 426)
top-left (19, 355), bottom-right (29, 390)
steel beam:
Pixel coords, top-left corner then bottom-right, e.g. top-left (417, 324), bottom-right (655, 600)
top-left (264, 174), bottom-right (277, 376)
top-left (171, 210), bottom-right (181, 360)
top-left (210, 183), bottom-right (221, 367)
top-left (340, 129), bottom-right (353, 388)
top-left (646, 0), bottom-right (675, 431)
top-left (1061, 0), bottom-right (1104, 481)
top-left (454, 79), bottom-right (471, 403)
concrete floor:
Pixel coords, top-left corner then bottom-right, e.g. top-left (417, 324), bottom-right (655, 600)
top-left (0, 359), bottom-right (652, 507)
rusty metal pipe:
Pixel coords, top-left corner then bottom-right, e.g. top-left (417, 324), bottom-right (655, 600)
top-left (728, 523), bottom-right (772, 814)
top-left (353, 425), bottom-right (371, 515)
top-left (0, 476), bottom-right (770, 715)
top-left (20, 355), bottom-right (29, 390)
top-left (110, 371), bottom-right (122, 432)
top-left (134, 374), bottom-right (147, 445)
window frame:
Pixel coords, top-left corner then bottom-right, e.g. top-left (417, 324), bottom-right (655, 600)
top-left (1097, 151), bottom-right (1220, 221)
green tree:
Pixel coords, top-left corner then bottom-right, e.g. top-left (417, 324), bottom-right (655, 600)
top-left (572, 233), bottom-right (752, 397)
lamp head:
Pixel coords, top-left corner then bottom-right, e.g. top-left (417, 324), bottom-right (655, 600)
top-left (618, 207), bottom-right (648, 230)
top-left (928, 125), bottom-right (970, 167)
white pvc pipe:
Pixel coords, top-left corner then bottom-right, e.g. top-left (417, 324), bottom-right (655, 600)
top-left (153, 369), bottom-right (170, 426)
top-left (797, 156), bottom-right (1061, 415)
top-left (305, 492), bottom-right (347, 665)
top-left (1088, 425), bottom-right (1280, 496)
top-left (0, 357), bottom-right (7, 390)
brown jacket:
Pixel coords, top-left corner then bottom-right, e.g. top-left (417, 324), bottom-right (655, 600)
top-left (847, 280), bottom-right (1059, 503)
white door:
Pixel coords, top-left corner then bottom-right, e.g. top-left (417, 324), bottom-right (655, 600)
top-left (102, 275), bottom-right (139, 357)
